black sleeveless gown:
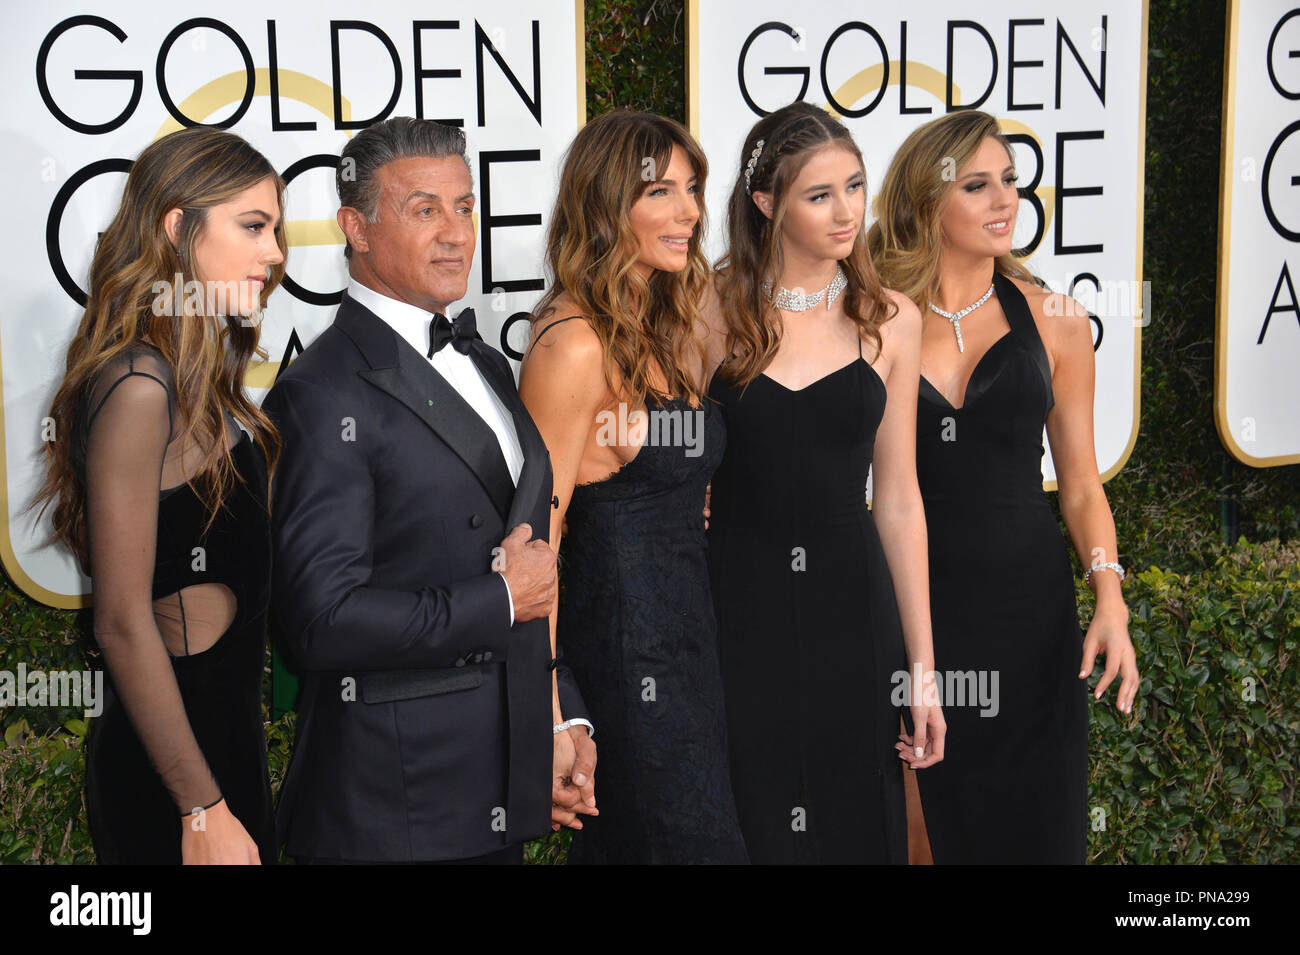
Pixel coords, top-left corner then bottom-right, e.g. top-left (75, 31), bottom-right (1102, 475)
top-left (81, 380), bottom-right (275, 864)
top-left (913, 270), bottom-right (1088, 864)
top-left (557, 383), bottom-right (748, 864)
top-left (706, 337), bottom-right (909, 864)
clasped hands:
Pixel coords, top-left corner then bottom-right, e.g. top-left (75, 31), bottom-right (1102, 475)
top-left (552, 723), bottom-right (598, 830)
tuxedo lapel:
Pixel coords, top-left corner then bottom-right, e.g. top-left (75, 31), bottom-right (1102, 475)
top-left (463, 338), bottom-right (554, 843)
top-left (336, 295), bottom-right (515, 522)
top-left (467, 342), bottom-right (552, 539)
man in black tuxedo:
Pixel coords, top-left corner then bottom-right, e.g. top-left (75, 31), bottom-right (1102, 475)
top-left (264, 117), bottom-right (596, 863)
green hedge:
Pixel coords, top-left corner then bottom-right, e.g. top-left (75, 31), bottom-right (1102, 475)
top-left (1082, 540), bottom-right (1299, 863)
top-left (2, 0), bottom-right (1296, 864)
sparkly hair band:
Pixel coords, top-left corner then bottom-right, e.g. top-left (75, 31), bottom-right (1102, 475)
top-left (744, 139), bottom-right (765, 193)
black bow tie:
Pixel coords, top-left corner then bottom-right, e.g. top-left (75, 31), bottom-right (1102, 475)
top-left (428, 307), bottom-right (477, 357)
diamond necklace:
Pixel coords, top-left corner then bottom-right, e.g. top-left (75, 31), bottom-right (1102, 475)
top-left (928, 282), bottom-right (995, 352)
top-left (765, 266), bottom-right (847, 312)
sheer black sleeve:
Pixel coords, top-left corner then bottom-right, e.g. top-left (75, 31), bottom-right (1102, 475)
top-left (81, 353), bottom-right (223, 816)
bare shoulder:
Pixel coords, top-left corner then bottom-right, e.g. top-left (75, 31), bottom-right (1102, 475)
top-left (698, 272), bottom-right (725, 334)
top-left (520, 297), bottom-right (605, 397)
top-left (528, 295), bottom-right (599, 357)
top-left (883, 287), bottom-right (920, 324)
top-left (697, 272), bottom-right (730, 366)
top-left (876, 287), bottom-right (920, 343)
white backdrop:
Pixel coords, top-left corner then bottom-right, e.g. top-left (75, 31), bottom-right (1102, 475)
top-left (688, 0), bottom-right (1149, 489)
top-left (1, 1), bottom-right (583, 606)
top-left (1216, 0), bottom-right (1300, 467)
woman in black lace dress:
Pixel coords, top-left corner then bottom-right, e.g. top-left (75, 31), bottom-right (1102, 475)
top-left (519, 110), bottom-right (747, 863)
top-left (34, 127), bottom-right (286, 864)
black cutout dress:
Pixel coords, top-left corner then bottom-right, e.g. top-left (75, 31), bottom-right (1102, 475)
top-left (75, 344), bottom-right (275, 864)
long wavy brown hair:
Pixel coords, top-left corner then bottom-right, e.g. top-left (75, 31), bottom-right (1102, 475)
top-left (714, 101), bottom-right (897, 387)
top-left (532, 109), bottom-right (710, 408)
top-left (867, 109), bottom-right (1034, 311)
top-left (33, 126), bottom-right (286, 573)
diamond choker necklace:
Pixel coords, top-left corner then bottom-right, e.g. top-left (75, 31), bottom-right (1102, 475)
top-left (766, 266), bottom-right (848, 312)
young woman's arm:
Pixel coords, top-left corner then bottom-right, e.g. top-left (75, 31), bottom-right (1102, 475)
top-left (1034, 288), bottom-right (1139, 714)
top-left (84, 371), bottom-right (260, 863)
top-left (871, 293), bottom-right (945, 769)
top-left (517, 314), bottom-right (608, 829)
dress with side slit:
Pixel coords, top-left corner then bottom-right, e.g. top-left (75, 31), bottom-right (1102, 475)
top-left (74, 343), bottom-right (274, 864)
top-left (912, 270), bottom-right (1088, 863)
top-left (529, 315), bottom-right (747, 864)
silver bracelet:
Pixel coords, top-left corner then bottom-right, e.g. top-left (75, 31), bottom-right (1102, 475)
top-left (1085, 561), bottom-right (1125, 585)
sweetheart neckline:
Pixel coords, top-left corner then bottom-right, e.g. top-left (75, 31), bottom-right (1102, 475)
top-left (717, 355), bottom-right (888, 397)
top-left (918, 331), bottom-right (1014, 411)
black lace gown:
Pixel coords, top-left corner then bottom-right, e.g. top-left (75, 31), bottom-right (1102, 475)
top-left (706, 338), bottom-right (909, 864)
top-left (557, 391), bottom-right (748, 864)
top-left (74, 344), bottom-right (275, 864)
top-left (912, 270), bottom-right (1088, 864)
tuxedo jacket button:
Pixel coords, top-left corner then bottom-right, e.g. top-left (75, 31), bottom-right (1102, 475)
top-left (455, 657), bottom-right (466, 668)
top-left (469, 514), bottom-right (484, 528)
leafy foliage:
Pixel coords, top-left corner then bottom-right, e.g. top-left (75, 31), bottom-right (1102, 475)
top-left (1083, 541), bottom-right (1299, 863)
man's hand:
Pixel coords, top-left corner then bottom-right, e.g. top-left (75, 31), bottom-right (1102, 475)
top-left (498, 523), bottom-right (557, 623)
top-left (551, 725), bottom-right (598, 831)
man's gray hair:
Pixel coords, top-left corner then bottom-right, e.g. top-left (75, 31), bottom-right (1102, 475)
top-left (336, 116), bottom-right (471, 258)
